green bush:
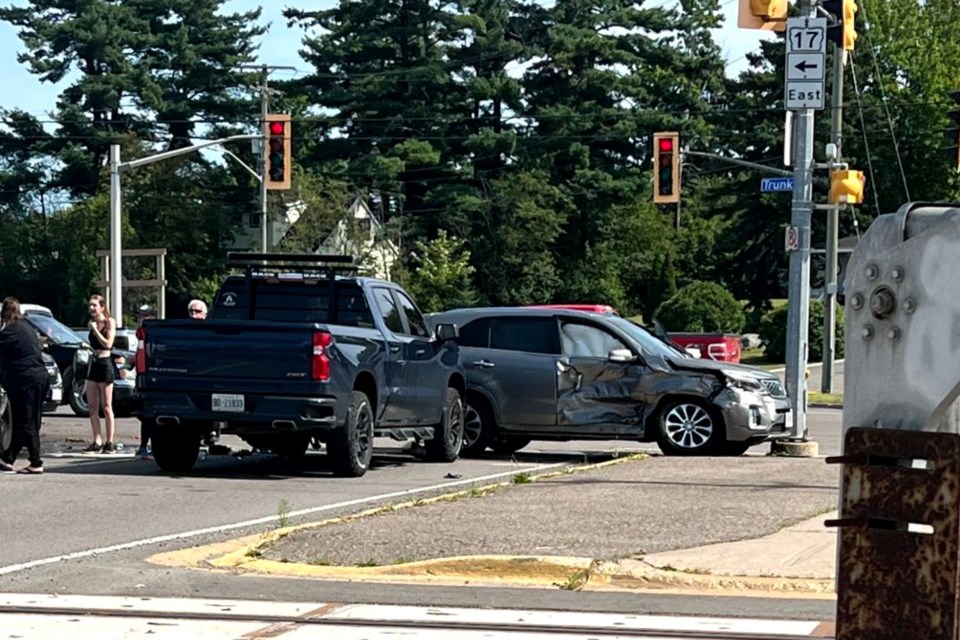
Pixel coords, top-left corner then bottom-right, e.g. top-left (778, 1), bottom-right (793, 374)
top-left (758, 300), bottom-right (845, 363)
top-left (653, 281), bottom-right (746, 334)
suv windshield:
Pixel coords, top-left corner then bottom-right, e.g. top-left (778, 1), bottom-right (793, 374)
top-left (25, 313), bottom-right (85, 346)
top-left (606, 316), bottom-right (684, 360)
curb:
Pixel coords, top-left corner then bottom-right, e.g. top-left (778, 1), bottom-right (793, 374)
top-left (147, 451), bottom-right (835, 598)
top-left (808, 403), bottom-right (843, 409)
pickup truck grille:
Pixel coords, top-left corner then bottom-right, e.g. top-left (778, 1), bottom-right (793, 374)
top-left (761, 379), bottom-right (787, 398)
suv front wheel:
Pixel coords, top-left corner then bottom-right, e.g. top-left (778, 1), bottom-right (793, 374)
top-left (655, 399), bottom-right (724, 456)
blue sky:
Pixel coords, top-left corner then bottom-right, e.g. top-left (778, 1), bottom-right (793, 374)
top-left (0, 0), bottom-right (773, 117)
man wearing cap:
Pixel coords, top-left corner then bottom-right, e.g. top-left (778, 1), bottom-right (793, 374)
top-left (134, 305), bottom-right (156, 459)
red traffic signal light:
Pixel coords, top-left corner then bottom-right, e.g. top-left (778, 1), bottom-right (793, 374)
top-left (653, 132), bottom-right (681, 204)
top-left (263, 114), bottom-right (291, 191)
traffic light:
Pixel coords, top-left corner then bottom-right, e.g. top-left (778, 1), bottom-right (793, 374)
top-left (829, 169), bottom-right (866, 205)
top-left (652, 132), bottom-right (681, 204)
top-left (946, 90), bottom-right (960, 171)
top-left (823, 0), bottom-right (858, 51)
top-left (263, 113), bottom-right (291, 190)
top-left (737, 0), bottom-right (787, 31)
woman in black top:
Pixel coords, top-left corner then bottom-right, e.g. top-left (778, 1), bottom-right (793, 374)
top-left (84, 294), bottom-right (117, 453)
top-left (0, 297), bottom-right (50, 474)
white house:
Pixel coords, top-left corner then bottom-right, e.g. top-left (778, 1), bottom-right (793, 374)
top-left (315, 197), bottom-right (400, 280)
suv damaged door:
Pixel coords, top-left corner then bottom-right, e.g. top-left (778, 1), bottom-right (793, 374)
top-left (556, 319), bottom-right (648, 432)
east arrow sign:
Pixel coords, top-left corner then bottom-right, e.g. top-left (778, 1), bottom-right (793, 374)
top-left (794, 59), bottom-right (820, 73)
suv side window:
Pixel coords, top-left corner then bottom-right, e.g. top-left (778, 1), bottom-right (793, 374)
top-left (456, 318), bottom-right (492, 348)
top-left (394, 291), bottom-right (430, 338)
top-left (490, 317), bottom-right (560, 355)
top-left (560, 320), bottom-right (628, 358)
top-left (373, 288), bottom-right (405, 334)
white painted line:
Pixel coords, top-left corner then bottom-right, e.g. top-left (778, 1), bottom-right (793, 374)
top-left (0, 613), bottom-right (263, 640)
top-left (0, 594), bottom-right (828, 638)
top-left (0, 462), bottom-right (568, 576)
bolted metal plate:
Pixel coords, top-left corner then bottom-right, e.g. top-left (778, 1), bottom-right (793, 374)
top-left (833, 427), bottom-right (960, 640)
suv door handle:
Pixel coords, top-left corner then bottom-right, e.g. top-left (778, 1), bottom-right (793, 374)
top-left (389, 344), bottom-right (401, 354)
top-left (472, 360), bottom-right (495, 368)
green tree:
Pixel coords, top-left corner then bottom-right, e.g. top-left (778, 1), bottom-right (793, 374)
top-left (654, 281), bottom-right (745, 334)
top-left (406, 230), bottom-right (479, 312)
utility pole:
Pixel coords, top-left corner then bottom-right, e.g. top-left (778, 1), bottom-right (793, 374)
top-left (781, 3), bottom-right (825, 448)
top-left (821, 45), bottom-right (845, 393)
top-left (240, 63), bottom-right (296, 253)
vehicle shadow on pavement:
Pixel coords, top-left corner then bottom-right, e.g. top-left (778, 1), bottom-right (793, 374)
top-left (40, 449), bottom-right (614, 480)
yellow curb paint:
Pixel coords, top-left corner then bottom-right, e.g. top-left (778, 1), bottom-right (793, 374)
top-left (140, 452), bottom-right (836, 598)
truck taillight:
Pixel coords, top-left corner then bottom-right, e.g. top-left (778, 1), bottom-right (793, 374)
top-left (312, 331), bottom-right (333, 381)
top-left (135, 326), bottom-right (146, 374)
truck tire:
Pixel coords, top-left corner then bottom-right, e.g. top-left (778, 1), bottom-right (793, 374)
top-left (425, 387), bottom-right (464, 463)
top-left (152, 429), bottom-right (201, 473)
top-left (328, 391), bottom-right (375, 477)
top-left (65, 366), bottom-right (91, 417)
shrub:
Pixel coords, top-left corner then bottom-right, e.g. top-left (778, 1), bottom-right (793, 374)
top-left (653, 281), bottom-right (746, 334)
top-left (758, 300), bottom-right (845, 363)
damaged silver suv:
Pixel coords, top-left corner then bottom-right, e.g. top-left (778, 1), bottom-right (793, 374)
top-left (427, 307), bottom-right (791, 457)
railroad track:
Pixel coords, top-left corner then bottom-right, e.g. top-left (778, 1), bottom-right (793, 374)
top-left (0, 595), bottom-right (834, 639)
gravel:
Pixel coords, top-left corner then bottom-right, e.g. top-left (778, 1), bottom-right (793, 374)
top-left (264, 454), bottom-right (840, 567)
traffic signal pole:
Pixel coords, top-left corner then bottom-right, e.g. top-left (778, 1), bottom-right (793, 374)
top-left (822, 44), bottom-right (845, 393)
top-left (240, 63), bottom-right (296, 253)
top-left (108, 134), bottom-right (259, 324)
top-left (783, 0), bottom-right (818, 444)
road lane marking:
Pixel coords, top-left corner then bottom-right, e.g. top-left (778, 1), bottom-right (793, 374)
top-left (0, 462), bottom-right (571, 576)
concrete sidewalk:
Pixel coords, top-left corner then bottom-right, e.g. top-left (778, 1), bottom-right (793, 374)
top-left (641, 510), bottom-right (838, 580)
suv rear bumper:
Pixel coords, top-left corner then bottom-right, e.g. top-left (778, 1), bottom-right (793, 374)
top-left (142, 392), bottom-right (339, 433)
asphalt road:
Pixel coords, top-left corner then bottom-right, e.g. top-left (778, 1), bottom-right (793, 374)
top-left (0, 406), bottom-right (843, 622)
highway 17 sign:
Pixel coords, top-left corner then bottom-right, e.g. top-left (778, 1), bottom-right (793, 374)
top-left (784, 17), bottom-right (827, 111)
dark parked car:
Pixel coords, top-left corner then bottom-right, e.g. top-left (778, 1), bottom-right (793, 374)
top-left (427, 307), bottom-right (791, 457)
top-left (136, 253), bottom-right (465, 476)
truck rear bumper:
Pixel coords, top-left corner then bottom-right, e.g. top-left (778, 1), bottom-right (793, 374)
top-left (142, 392), bottom-right (339, 433)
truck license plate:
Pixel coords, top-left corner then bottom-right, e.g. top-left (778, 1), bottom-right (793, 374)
top-left (212, 393), bottom-right (244, 412)
top-left (50, 388), bottom-right (62, 403)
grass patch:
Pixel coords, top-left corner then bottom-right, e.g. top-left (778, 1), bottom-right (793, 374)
top-left (809, 391), bottom-right (843, 406)
top-left (512, 472), bottom-right (533, 484)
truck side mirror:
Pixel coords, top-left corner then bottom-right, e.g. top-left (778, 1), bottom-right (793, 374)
top-left (435, 323), bottom-right (459, 342)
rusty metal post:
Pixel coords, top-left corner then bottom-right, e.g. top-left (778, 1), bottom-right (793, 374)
top-left (830, 202), bottom-right (960, 639)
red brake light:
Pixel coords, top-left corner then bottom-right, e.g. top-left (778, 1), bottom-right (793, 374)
top-left (659, 138), bottom-right (673, 152)
top-left (135, 326), bottom-right (146, 375)
top-left (312, 331), bottom-right (333, 381)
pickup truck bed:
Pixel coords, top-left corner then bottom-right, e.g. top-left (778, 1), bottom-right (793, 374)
top-left (136, 255), bottom-right (466, 477)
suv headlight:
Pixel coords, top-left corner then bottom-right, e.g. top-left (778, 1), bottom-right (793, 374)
top-left (722, 370), bottom-right (764, 393)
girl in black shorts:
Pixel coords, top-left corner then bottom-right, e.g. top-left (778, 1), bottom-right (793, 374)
top-left (84, 294), bottom-right (117, 453)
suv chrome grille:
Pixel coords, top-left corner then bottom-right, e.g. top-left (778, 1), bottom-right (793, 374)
top-left (761, 379), bottom-right (787, 397)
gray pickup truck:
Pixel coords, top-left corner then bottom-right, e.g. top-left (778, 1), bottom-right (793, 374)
top-left (136, 253), bottom-right (465, 477)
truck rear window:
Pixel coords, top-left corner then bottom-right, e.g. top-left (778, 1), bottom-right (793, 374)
top-left (211, 279), bottom-right (375, 328)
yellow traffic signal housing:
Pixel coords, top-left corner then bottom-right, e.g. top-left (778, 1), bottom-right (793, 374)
top-left (738, 0), bottom-right (787, 31)
top-left (653, 132), bottom-right (681, 204)
top-left (264, 113), bottom-right (292, 190)
top-left (829, 169), bottom-right (865, 205)
top-left (823, 0), bottom-right (858, 51)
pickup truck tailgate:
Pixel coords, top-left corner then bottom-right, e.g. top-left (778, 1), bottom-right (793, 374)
top-left (142, 320), bottom-right (319, 389)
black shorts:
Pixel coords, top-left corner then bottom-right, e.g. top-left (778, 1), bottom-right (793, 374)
top-left (86, 357), bottom-right (117, 384)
